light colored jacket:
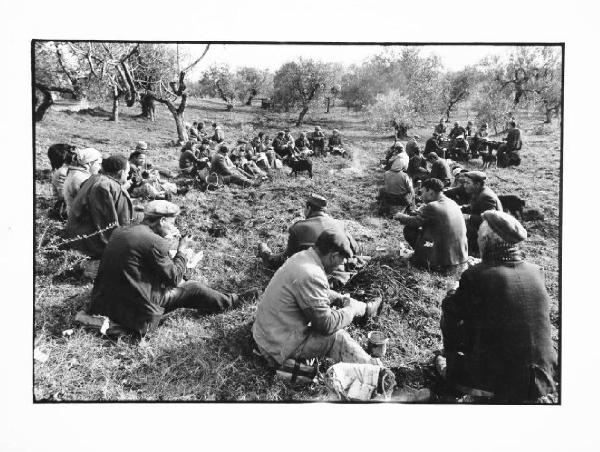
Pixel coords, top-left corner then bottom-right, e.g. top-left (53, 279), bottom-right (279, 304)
top-left (252, 248), bottom-right (355, 365)
top-left (64, 167), bottom-right (91, 214)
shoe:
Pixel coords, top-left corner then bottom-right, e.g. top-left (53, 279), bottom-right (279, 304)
top-left (364, 296), bottom-right (383, 319)
top-left (234, 287), bottom-right (261, 306)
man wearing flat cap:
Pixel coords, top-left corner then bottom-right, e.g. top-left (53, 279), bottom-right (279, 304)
top-left (258, 194), bottom-right (358, 270)
top-left (88, 200), bottom-right (258, 337)
top-left (461, 171), bottom-right (502, 255)
top-left (253, 230), bottom-right (382, 368)
top-left (437, 211), bottom-right (557, 402)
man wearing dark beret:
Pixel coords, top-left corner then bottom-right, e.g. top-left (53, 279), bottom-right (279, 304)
top-left (88, 200), bottom-right (258, 337)
top-left (461, 171), bottom-right (502, 255)
top-left (253, 230), bottom-right (382, 367)
top-left (438, 211), bottom-right (557, 402)
top-left (258, 194), bottom-right (358, 270)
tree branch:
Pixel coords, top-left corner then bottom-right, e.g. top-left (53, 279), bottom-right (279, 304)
top-left (181, 44), bottom-right (210, 74)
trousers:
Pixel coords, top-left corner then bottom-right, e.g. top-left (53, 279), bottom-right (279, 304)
top-left (293, 329), bottom-right (377, 365)
top-left (159, 281), bottom-right (236, 314)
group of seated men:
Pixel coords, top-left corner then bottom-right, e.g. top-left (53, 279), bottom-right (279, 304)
top-left (431, 119), bottom-right (523, 166)
top-left (44, 115), bottom-right (555, 402)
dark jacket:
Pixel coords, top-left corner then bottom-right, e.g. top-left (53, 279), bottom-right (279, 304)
top-left (400, 195), bottom-right (468, 268)
top-left (286, 211), bottom-right (357, 257)
top-left (449, 125), bottom-right (467, 139)
top-left (405, 140), bottom-right (420, 157)
top-left (442, 259), bottom-right (557, 401)
top-left (505, 127), bottom-right (523, 151)
top-left (407, 154), bottom-right (429, 178)
top-left (295, 137), bottom-right (311, 149)
top-left (463, 186), bottom-right (502, 229)
top-left (210, 152), bottom-right (236, 176)
top-left (328, 135), bottom-right (343, 148)
top-left (66, 173), bottom-right (133, 258)
top-left (429, 158), bottom-right (452, 186)
top-left (424, 137), bottom-right (443, 156)
top-left (89, 224), bottom-right (187, 335)
top-left (434, 123), bottom-right (447, 134)
top-left (444, 185), bottom-right (470, 206)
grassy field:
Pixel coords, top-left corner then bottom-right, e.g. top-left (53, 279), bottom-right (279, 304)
top-left (34, 98), bottom-right (561, 401)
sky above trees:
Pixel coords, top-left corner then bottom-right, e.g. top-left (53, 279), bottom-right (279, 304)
top-left (178, 44), bottom-right (519, 75)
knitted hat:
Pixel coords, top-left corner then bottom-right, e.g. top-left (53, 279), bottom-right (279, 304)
top-left (482, 210), bottom-right (527, 244)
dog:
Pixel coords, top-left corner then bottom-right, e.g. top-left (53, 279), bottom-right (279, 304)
top-left (522, 208), bottom-right (544, 222)
top-left (481, 151), bottom-right (497, 170)
top-left (287, 156), bottom-right (313, 179)
top-left (498, 195), bottom-right (525, 219)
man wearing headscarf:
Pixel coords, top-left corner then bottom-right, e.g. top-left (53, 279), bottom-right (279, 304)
top-left (63, 148), bottom-right (103, 214)
top-left (378, 155), bottom-right (414, 216)
top-left (438, 211), bottom-right (557, 402)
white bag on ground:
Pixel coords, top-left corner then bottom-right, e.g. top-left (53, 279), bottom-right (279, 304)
top-left (325, 362), bottom-right (384, 401)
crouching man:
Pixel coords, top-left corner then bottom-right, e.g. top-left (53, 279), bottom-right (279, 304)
top-left (438, 210), bottom-right (557, 402)
top-left (88, 200), bottom-right (258, 337)
top-left (253, 230), bottom-right (382, 367)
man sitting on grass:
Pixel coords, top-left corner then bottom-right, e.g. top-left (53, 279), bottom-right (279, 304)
top-left (253, 230), bottom-right (382, 368)
top-left (210, 145), bottom-right (255, 187)
top-left (437, 210), bottom-right (557, 402)
top-left (257, 194), bottom-right (358, 271)
top-left (378, 156), bottom-right (415, 216)
top-left (88, 200), bottom-right (258, 338)
top-left (65, 155), bottom-right (133, 259)
top-left (461, 171), bottom-right (502, 255)
top-left (394, 178), bottom-right (468, 274)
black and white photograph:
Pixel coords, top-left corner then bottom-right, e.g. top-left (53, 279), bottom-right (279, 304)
top-left (32, 41), bottom-right (562, 403)
top-left (2, 1), bottom-right (599, 450)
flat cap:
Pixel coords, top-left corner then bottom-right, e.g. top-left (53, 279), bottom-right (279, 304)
top-left (307, 193), bottom-right (327, 209)
top-left (136, 141), bottom-right (148, 150)
top-left (76, 148), bottom-right (102, 165)
top-left (464, 171), bottom-right (487, 183)
top-left (144, 200), bottom-right (181, 218)
top-left (315, 230), bottom-right (353, 259)
top-left (482, 210), bottom-right (527, 244)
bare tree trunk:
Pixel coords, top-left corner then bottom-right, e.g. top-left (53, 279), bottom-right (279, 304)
top-left (139, 94), bottom-right (156, 121)
top-left (326, 97), bottom-right (331, 113)
top-left (34, 85), bottom-right (54, 122)
top-left (245, 89), bottom-right (257, 106)
top-left (296, 106), bottom-right (309, 126)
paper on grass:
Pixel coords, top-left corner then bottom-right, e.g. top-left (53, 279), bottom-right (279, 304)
top-left (168, 249), bottom-right (204, 268)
